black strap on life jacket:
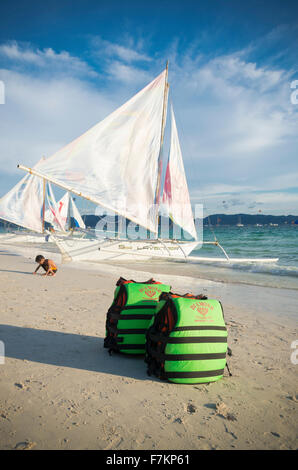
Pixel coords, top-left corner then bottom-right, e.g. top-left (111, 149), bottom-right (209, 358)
top-left (159, 291), bottom-right (208, 302)
top-left (225, 361), bottom-right (232, 376)
top-left (104, 283), bottom-right (127, 355)
top-left (104, 277), bottom-right (163, 355)
top-left (145, 291), bottom-right (231, 384)
top-left (116, 277), bottom-right (162, 286)
top-left (145, 297), bottom-right (179, 380)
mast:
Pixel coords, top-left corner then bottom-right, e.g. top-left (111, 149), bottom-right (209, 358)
top-left (117, 215), bottom-right (123, 239)
top-left (42, 178), bottom-right (46, 233)
top-left (154, 61), bottom-right (169, 233)
top-left (67, 191), bottom-right (71, 231)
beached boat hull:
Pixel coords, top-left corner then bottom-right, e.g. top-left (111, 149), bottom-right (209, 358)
top-left (0, 232), bottom-right (48, 244)
top-left (51, 235), bottom-right (279, 264)
top-left (0, 231), bottom-right (86, 245)
top-left (53, 236), bottom-right (199, 261)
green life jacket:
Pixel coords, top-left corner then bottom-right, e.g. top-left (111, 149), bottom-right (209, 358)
top-left (145, 292), bottom-right (228, 384)
top-left (104, 277), bottom-right (171, 355)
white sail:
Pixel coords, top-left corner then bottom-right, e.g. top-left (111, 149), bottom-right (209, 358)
top-left (34, 70), bottom-right (167, 233)
top-left (162, 106), bottom-right (197, 240)
top-left (44, 183), bottom-right (68, 231)
top-left (0, 165), bottom-right (44, 233)
top-left (70, 196), bottom-right (85, 229)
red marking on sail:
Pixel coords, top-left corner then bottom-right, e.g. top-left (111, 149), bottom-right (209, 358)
top-left (162, 160), bottom-right (172, 205)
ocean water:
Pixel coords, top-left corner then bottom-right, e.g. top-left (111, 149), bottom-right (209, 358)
top-left (1, 225), bottom-right (298, 290)
top-left (189, 225), bottom-right (298, 290)
top-left (97, 224), bottom-right (298, 290)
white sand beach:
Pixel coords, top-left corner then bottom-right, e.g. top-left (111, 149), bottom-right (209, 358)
top-left (0, 244), bottom-right (297, 450)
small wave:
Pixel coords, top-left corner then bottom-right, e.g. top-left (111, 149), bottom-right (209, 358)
top-left (245, 263), bottom-right (298, 278)
top-left (189, 257), bottom-right (298, 278)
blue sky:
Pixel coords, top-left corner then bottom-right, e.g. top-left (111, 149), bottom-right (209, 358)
top-left (0, 0), bottom-right (297, 215)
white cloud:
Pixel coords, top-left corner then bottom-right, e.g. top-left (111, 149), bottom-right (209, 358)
top-left (89, 36), bottom-right (154, 87)
top-left (91, 36), bottom-right (151, 63)
top-left (168, 51), bottom-right (297, 158)
top-left (0, 41), bottom-right (97, 77)
top-left (104, 60), bottom-right (152, 85)
top-left (193, 190), bottom-right (298, 216)
top-left (0, 68), bottom-right (117, 176)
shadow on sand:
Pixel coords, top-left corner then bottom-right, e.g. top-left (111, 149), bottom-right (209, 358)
top-left (0, 324), bottom-right (152, 381)
top-left (0, 251), bottom-right (19, 256)
top-left (0, 269), bottom-right (33, 275)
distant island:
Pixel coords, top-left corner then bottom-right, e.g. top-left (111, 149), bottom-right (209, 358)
top-left (79, 213), bottom-right (298, 228)
top-left (1, 213), bottom-right (298, 230)
top-left (201, 213), bottom-right (298, 226)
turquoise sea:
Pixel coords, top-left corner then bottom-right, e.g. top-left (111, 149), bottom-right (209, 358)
top-left (1, 224), bottom-right (298, 290)
top-left (190, 225), bottom-right (298, 290)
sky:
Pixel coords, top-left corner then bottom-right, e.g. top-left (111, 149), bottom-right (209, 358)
top-left (0, 0), bottom-right (297, 216)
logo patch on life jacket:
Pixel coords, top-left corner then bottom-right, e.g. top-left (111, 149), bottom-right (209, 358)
top-left (190, 302), bottom-right (214, 322)
top-left (196, 306), bottom-right (209, 316)
top-left (139, 286), bottom-right (162, 300)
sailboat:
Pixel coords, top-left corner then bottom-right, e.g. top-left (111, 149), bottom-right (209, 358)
top-left (0, 160), bottom-right (85, 243)
top-left (17, 65), bottom-right (278, 264)
top-left (0, 159), bottom-right (45, 242)
top-left (44, 189), bottom-right (86, 233)
top-left (236, 215), bottom-right (244, 227)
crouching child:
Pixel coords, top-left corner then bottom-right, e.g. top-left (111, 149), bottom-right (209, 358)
top-left (34, 255), bottom-right (58, 277)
